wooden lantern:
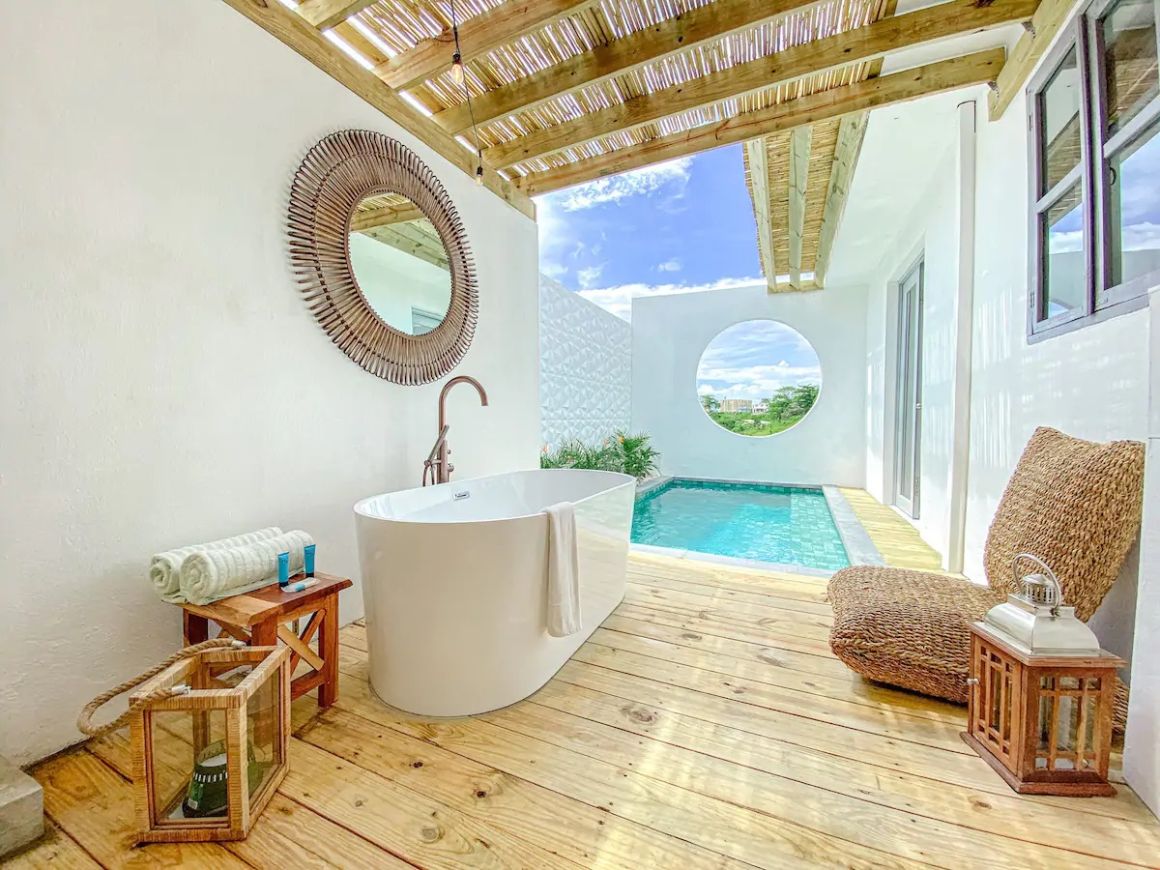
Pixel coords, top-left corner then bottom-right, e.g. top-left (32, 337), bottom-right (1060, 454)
top-left (129, 643), bottom-right (291, 842)
top-left (961, 555), bottom-right (1124, 797)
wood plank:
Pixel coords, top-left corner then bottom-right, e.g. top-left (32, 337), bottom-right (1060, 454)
top-left (628, 549), bottom-right (831, 595)
top-left (295, 0), bottom-right (379, 31)
top-left (32, 751), bottom-right (251, 868)
top-left (570, 643), bottom-right (971, 751)
top-left (288, 738), bottom-right (579, 867)
top-left (1, 820), bottom-right (100, 870)
top-left (515, 48), bottom-right (1006, 195)
top-left (486, 698), bottom-right (1139, 869)
top-left (375, 0), bottom-right (598, 92)
top-left (516, 681), bottom-right (1160, 864)
top-left (219, 0), bottom-right (536, 220)
top-left (330, 663), bottom-right (925, 869)
top-left (627, 579), bottom-right (834, 628)
top-left (434, 0), bottom-right (822, 133)
top-left (989, 0), bottom-right (1076, 120)
top-left (786, 125), bottom-right (812, 289)
top-left (813, 111), bottom-right (868, 287)
top-left (839, 488), bottom-right (947, 571)
top-left (487, 0), bottom-right (1033, 167)
top-left (628, 569), bottom-right (834, 614)
top-left (589, 627), bottom-right (965, 723)
top-left (299, 705), bottom-right (751, 869)
top-left (744, 138), bottom-right (777, 290)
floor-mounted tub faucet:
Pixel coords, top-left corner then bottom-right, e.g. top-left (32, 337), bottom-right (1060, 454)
top-left (422, 375), bottom-right (488, 486)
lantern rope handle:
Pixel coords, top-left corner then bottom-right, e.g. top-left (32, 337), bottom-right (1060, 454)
top-left (1011, 552), bottom-right (1062, 616)
top-left (77, 638), bottom-right (246, 739)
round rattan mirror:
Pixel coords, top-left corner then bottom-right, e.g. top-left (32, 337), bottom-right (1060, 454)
top-left (288, 130), bottom-right (478, 384)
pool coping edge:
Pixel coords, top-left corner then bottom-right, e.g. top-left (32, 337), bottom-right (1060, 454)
top-left (821, 485), bottom-right (886, 568)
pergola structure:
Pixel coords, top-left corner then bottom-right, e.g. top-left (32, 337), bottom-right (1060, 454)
top-left (228, 0), bottom-right (1074, 290)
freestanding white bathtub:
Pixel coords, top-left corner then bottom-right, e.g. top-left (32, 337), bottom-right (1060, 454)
top-left (353, 468), bottom-right (635, 716)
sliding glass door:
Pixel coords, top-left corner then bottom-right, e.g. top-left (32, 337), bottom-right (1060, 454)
top-left (894, 260), bottom-right (924, 518)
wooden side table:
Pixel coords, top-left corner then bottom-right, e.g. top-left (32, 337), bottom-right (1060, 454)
top-left (180, 572), bottom-right (352, 707)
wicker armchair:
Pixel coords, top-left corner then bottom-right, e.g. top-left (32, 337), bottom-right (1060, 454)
top-left (828, 427), bottom-right (1145, 729)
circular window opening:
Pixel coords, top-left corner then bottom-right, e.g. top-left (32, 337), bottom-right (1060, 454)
top-left (696, 320), bottom-right (822, 437)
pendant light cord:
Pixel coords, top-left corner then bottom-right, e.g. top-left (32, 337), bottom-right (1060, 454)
top-left (449, 0), bottom-right (485, 179)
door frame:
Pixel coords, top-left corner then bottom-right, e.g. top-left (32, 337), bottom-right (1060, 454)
top-left (893, 257), bottom-right (924, 518)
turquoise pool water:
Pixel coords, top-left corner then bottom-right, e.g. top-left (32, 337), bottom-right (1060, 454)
top-left (631, 479), bottom-right (850, 571)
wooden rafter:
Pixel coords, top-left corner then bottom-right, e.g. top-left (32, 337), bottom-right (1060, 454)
top-left (220, 0), bottom-right (535, 219)
top-left (786, 126), bottom-right (812, 290)
top-left (485, 0), bottom-right (1033, 168)
top-left (989, 0), bottom-right (1075, 120)
top-left (295, 0), bottom-right (379, 30)
top-left (743, 139), bottom-right (776, 290)
top-left (514, 49), bottom-right (1006, 196)
top-left (432, 0), bottom-right (822, 135)
top-left (361, 221), bottom-right (452, 270)
top-left (351, 203), bottom-right (427, 231)
top-left (374, 0), bottom-right (597, 93)
top-left (813, 111), bottom-right (869, 287)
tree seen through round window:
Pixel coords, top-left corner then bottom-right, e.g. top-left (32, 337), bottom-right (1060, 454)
top-left (696, 320), bottom-right (821, 437)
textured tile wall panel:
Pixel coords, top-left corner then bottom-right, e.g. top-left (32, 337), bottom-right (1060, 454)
top-left (539, 278), bottom-right (631, 449)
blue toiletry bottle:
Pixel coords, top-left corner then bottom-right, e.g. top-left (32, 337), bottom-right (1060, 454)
top-left (304, 544), bottom-right (316, 577)
top-left (277, 551), bottom-right (290, 586)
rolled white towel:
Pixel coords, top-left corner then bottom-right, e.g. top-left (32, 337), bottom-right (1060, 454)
top-left (179, 530), bottom-right (314, 606)
top-left (150, 527), bottom-right (284, 603)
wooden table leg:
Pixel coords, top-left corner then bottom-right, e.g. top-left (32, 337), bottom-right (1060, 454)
top-left (251, 618), bottom-right (278, 647)
top-left (183, 611), bottom-right (209, 646)
top-left (319, 593), bottom-right (340, 708)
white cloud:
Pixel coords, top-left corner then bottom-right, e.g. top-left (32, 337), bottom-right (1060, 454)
top-left (577, 276), bottom-right (763, 321)
top-left (577, 265), bottom-right (604, 289)
top-left (657, 259), bottom-right (682, 273)
top-left (541, 261), bottom-right (568, 280)
top-left (553, 158), bottom-right (693, 211)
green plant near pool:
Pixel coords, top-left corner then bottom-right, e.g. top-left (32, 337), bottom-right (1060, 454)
top-left (540, 431), bottom-right (660, 480)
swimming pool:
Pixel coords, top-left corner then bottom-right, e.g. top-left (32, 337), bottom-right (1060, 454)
top-left (631, 479), bottom-right (850, 572)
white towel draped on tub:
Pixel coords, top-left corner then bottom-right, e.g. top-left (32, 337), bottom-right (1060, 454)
top-left (150, 527), bottom-right (284, 603)
top-left (179, 530), bottom-right (314, 606)
top-left (545, 503), bottom-right (581, 637)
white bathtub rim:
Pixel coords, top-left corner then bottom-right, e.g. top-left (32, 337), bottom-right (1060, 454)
top-left (353, 467), bottom-right (636, 525)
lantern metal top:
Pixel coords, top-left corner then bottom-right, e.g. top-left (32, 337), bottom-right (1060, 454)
top-left (980, 553), bottom-right (1103, 657)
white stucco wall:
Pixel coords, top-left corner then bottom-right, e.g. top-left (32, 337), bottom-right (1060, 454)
top-left (539, 278), bottom-right (631, 449)
top-left (631, 283), bottom-right (868, 485)
top-left (861, 91), bottom-right (1150, 669)
top-left (0, 0), bottom-right (540, 765)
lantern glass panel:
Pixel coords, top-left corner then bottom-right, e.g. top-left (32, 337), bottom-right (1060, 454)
top-left (149, 708), bottom-right (229, 823)
top-left (245, 667), bottom-right (283, 807)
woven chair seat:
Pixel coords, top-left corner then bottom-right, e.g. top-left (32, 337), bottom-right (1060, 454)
top-left (828, 566), bottom-right (1002, 703)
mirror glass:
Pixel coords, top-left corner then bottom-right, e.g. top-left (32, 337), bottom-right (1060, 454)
top-left (348, 192), bottom-right (452, 335)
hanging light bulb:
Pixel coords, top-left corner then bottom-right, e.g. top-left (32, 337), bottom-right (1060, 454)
top-left (450, 51), bottom-right (466, 86)
top-left (475, 165), bottom-right (484, 186)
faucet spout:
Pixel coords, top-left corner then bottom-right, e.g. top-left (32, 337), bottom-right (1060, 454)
top-left (425, 376), bottom-right (488, 486)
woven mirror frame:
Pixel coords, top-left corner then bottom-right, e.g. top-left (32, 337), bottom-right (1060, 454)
top-left (288, 130), bottom-right (478, 384)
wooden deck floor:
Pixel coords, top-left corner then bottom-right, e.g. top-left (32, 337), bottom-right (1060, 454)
top-left (17, 551), bottom-right (1160, 868)
top-left (840, 487), bottom-right (945, 571)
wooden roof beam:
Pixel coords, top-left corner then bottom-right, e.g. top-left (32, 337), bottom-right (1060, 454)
top-left (433, 0), bottom-right (824, 134)
top-left (351, 203), bottom-right (428, 231)
top-left (743, 139), bottom-right (777, 290)
top-left (515, 48), bottom-right (1005, 196)
top-left (786, 126), bottom-right (812, 291)
top-left (989, 0), bottom-right (1075, 120)
top-left (375, 0), bottom-right (598, 93)
top-left (220, 0), bottom-right (535, 220)
top-left (487, 0), bottom-right (1033, 168)
top-left (813, 111), bottom-right (868, 288)
top-left (295, 0), bottom-right (379, 31)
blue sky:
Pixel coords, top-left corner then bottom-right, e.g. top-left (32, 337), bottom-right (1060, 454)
top-left (696, 321), bottom-right (822, 402)
top-left (536, 145), bottom-right (762, 320)
top-left (536, 147), bottom-right (820, 402)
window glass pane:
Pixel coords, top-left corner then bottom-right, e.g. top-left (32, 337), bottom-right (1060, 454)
top-left (1102, 0), bottom-right (1159, 135)
top-left (1042, 182), bottom-right (1086, 320)
top-left (1041, 49), bottom-right (1084, 194)
top-left (1108, 125), bottom-right (1160, 284)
